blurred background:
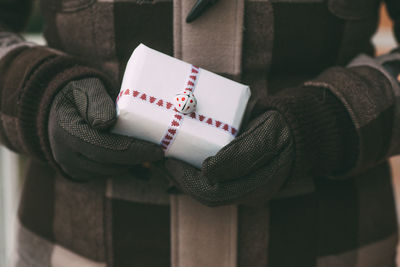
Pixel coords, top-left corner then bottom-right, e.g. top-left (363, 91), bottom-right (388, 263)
top-left (0, 2), bottom-right (399, 267)
top-left (0, 3), bottom-right (45, 266)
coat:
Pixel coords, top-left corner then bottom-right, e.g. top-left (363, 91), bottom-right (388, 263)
top-left (0, 0), bottom-right (399, 266)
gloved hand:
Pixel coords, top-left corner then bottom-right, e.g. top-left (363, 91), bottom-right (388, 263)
top-left (165, 111), bottom-right (294, 206)
top-left (48, 77), bottom-right (164, 181)
top-left (164, 87), bottom-right (359, 206)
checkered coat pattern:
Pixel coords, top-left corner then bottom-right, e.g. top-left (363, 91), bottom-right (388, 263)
top-left (0, 0), bottom-right (400, 266)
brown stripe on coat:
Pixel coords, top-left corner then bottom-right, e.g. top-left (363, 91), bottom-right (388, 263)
top-left (0, 0), bottom-right (32, 32)
top-left (40, 0), bottom-right (64, 51)
top-left (355, 161), bottom-right (398, 247)
top-left (53, 174), bottom-right (107, 262)
top-left (174, 0), bottom-right (244, 76)
top-left (55, 2), bottom-right (120, 82)
top-left (170, 195), bottom-right (237, 267)
top-left (114, 1), bottom-right (173, 82)
top-left (317, 249), bottom-right (357, 267)
top-left (18, 159), bottom-right (55, 242)
top-left (357, 106), bottom-right (394, 168)
top-left (316, 233), bottom-right (397, 267)
top-left (315, 176), bottom-right (358, 256)
top-left (108, 171), bottom-right (170, 205)
top-left (353, 233), bottom-right (397, 267)
top-left (237, 203), bottom-right (270, 267)
top-left (112, 200), bottom-right (170, 267)
top-left (332, 0), bottom-right (379, 65)
top-left (242, 0), bottom-right (273, 72)
top-left (104, 181), bottom-right (114, 267)
top-left (268, 192), bottom-right (318, 267)
top-left (54, 7), bottom-right (97, 59)
top-left (41, 1), bottom-right (120, 82)
top-left (270, 2), bottom-right (345, 76)
top-left (314, 162), bottom-right (398, 267)
top-left (241, 1), bottom-right (273, 114)
top-left (241, 72), bottom-right (270, 124)
top-left (89, 2), bottom-right (119, 81)
top-left (51, 244), bottom-right (107, 267)
top-left (16, 222), bottom-right (53, 267)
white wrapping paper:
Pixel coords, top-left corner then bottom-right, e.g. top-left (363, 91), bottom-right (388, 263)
top-left (113, 44), bottom-right (251, 168)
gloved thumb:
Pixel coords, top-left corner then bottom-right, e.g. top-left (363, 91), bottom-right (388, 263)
top-left (70, 78), bottom-right (117, 130)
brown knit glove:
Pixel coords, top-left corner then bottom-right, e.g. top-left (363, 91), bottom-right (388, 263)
top-left (48, 78), bottom-right (163, 181)
top-left (0, 46), bottom-right (163, 181)
top-left (164, 87), bottom-right (358, 206)
top-left (0, 46), bottom-right (89, 157)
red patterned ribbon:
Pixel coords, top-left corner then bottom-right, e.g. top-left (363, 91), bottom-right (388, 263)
top-left (159, 65), bottom-right (200, 151)
top-left (116, 65), bottom-right (238, 151)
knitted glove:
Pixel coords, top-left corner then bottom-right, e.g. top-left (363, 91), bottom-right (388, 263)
top-left (48, 78), bottom-right (163, 181)
top-left (164, 87), bottom-right (358, 206)
top-left (0, 42), bottom-right (163, 181)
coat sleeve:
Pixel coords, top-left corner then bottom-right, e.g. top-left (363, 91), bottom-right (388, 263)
top-left (299, 2), bottom-right (400, 177)
top-left (0, 0), bottom-right (112, 161)
top-left (0, 0), bottom-right (36, 153)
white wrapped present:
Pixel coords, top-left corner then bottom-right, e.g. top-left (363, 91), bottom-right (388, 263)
top-left (113, 44), bottom-right (251, 168)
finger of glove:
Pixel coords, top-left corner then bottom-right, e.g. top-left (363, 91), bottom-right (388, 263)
top-left (49, 136), bottom-right (110, 181)
top-left (60, 150), bottom-right (128, 177)
top-left (165, 158), bottom-right (209, 196)
top-left (203, 111), bottom-right (293, 183)
top-left (60, 161), bottom-right (111, 181)
top-left (225, 145), bottom-right (294, 206)
top-left (49, 128), bottom-right (130, 179)
top-left (164, 158), bottom-right (268, 206)
top-left (69, 78), bottom-right (117, 130)
top-left (49, 93), bottom-right (164, 165)
top-left (165, 158), bottom-right (262, 207)
top-left (165, 145), bottom-right (293, 207)
top-left (76, 135), bottom-right (164, 165)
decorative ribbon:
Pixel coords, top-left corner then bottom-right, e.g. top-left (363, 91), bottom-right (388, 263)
top-left (159, 65), bottom-right (199, 151)
top-left (116, 65), bottom-right (238, 151)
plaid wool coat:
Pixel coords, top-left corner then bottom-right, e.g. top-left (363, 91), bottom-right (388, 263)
top-left (1, 0), bottom-right (400, 266)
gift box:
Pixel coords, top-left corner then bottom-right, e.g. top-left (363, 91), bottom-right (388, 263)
top-left (113, 44), bottom-right (251, 168)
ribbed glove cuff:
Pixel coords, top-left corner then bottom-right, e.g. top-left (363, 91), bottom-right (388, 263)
top-left (0, 46), bottom-right (114, 160)
top-left (264, 87), bottom-right (359, 178)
